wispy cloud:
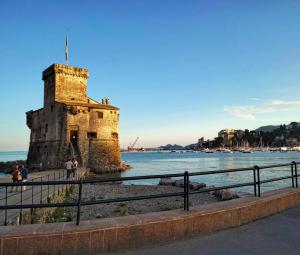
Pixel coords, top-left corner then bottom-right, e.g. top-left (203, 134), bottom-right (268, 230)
top-left (223, 100), bottom-right (300, 120)
top-left (248, 97), bottom-right (261, 101)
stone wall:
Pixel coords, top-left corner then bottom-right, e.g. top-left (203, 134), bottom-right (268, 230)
top-left (27, 103), bottom-right (69, 169)
top-left (88, 139), bottom-right (121, 173)
top-left (43, 64), bottom-right (89, 107)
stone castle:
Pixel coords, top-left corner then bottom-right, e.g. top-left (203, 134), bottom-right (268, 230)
top-left (26, 64), bottom-right (122, 173)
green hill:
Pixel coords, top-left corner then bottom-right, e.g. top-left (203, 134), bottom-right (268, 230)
top-left (255, 125), bottom-right (279, 132)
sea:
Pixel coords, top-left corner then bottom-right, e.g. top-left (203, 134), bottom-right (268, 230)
top-left (1, 150), bottom-right (300, 193)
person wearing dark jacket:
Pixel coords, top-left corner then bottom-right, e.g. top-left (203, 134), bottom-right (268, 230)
top-left (20, 165), bottom-right (29, 191)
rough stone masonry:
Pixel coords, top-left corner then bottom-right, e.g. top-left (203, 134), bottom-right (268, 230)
top-left (26, 63), bottom-right (122, 173)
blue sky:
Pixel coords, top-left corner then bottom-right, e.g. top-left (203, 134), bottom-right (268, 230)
top-left (0, 0), bottom-right (300, 150)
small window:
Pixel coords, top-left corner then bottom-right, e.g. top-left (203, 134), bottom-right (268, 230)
top-left (97, 112), bottom-right (103, 119)
top-left (51, 105), bottom-right (54, 112)
top-left (45, 124), bottom-right (48, 133)
top-left (87, 132), bottom-right (97, 139)
top-left (111, 132), bottom-right (118, 139)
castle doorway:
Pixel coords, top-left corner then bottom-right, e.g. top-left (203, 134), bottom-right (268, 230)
top-left (70, 131), bottom-right (78, 146)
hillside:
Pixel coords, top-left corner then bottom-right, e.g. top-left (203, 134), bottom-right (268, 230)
top-left (255, 125), bottom-right (279, 132)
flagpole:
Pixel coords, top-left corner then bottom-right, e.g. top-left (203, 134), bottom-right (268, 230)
top-left (65, 32), bottom-right (68, 65)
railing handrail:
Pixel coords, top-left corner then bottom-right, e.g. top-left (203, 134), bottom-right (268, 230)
top-left (1, 162), bottom-right (299, 187)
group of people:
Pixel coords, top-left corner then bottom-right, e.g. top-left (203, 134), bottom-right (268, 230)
top-left (65, 158), bottom-right (78, 179)
top-left (9, 158), bottom-right (78, 192)
top-left (10, 164), bottom-right (29, 192)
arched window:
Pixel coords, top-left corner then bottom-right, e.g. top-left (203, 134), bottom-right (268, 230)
top-left (111, 132), bottom-right (118, 139)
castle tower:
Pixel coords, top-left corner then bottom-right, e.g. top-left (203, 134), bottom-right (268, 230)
top-left (42, 64), bottom-right (89, 108)
top-left (26, 64), bottom-right (122, 173)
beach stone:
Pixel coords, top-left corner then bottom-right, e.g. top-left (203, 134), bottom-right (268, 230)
top-left (213, 189), bottom-right (239, 201)
top-left (175, 179), bottom-right (185, 188)
top-left (189, 182), bottom-right (206, 190)
top-left (159, 178), bottom-right (176, 186)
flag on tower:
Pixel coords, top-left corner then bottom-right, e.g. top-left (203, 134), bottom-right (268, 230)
top-left (65, 32), bottom-right (68, 65)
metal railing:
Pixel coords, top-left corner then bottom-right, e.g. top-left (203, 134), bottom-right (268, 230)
top-left (0, 170), bottom-right (67, 225)
top-left (0, 161), bottom-right (299, 226)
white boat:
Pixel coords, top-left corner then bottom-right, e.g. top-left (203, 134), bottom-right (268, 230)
top-left (203, 148), bottom-right (214, 153)
top-left (222, 149), bottom-right (233, 153)
top-left (241, 149), bottom-right (253, 153)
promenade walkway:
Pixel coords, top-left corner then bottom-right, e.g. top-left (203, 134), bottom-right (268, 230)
top-left (105, 205), bottom-right (300, 255)
top-left (0, 169), bottom-right (68, 225)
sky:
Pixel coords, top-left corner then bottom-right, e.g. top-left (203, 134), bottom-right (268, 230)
top-left (0, 0), bottom-right (300, 150)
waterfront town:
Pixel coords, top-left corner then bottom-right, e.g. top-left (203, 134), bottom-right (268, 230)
top-left (157, 122), bottom-right (300, 152)
top-left (1, 1), bottom-right (300, 255)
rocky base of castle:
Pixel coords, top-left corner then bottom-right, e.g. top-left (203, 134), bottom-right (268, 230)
top-left (0, 160), bottom-right (27, 173)
top-left (90, 162), bottom-right (132, 174)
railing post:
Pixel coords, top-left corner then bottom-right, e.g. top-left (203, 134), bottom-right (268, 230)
top-left (40, 176), bottom-right (43, 203)
top-left (253, 166), bottom-right (257, 197)
top-left (291, 163), bottom-right (295, 188)
top-left (292, 161), bottom-right (298, 188)
top-left (76, 178), bottom-right (83, 225)
top-left (256, 166), bottom-right (261, 197)
top-left (186, 171), bottom-right (190, 211)
top-left (4, 186), bottom-right (8, 226)
top-left (54, 172), bottom-right (56, 194)
top-left (183, 171), bottom-right (189, 211)
top-left (31, 181), bottom-right (34, 224)
top-left (58, 171), bottom-right (61, 195)
top-left (19, 184), bottom-right (23, 225)
top-left (47, 174), bottom-right (50, 198)
top-left (183, 172), bottom-right (187, 210)
top-left (61, 171), bottom-right (64, 193)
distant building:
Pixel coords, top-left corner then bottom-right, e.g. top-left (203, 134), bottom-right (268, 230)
top-left (218, 128), bottom-right (235, 147)
top-left (286, 138), bottom-right (300, 147)
top-left (26, 64), bottom-right (122, 173)
top-left (235, 129), bottom-right (245, 139)
top-left (198, 137), bottom-right (205, 149)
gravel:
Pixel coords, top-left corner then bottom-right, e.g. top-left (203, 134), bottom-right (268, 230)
top-left (70, 184), bottom-right (219, 220)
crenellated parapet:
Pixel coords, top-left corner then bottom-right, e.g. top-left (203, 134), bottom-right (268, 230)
top-left (42, 64), bottom-right (89, 80)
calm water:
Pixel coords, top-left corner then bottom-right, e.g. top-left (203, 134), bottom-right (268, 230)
top-left (121, 151), bottom-right (300, 193)
top-left (1, 150), bottom-right (299, 192)
top-left (0, 151), bottom-right (27, 177)
top-left (0, 151), bottom-right (27, 162)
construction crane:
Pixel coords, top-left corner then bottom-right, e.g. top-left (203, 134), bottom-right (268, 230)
top-left (128, 137), bottom-right (139, 151)
top-left (127, 137), bottom-right (144, 152)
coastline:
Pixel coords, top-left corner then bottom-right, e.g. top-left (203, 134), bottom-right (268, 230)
top-left (0, 158), bottom-right (132, 174)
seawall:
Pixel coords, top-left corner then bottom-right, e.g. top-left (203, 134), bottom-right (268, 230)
top-left (1, 188), bottom-right (300, 255)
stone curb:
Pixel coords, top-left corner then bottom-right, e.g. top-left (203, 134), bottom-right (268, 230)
top-left (0, 188), bottom-right (299, 255)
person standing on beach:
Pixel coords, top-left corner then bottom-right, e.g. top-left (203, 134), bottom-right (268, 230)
top-left (20, 165), bottom-right (29, 191)
top-left (65, 159), bottom-right (73, 179)
top-left (71, 158), bottom-right (78, 179)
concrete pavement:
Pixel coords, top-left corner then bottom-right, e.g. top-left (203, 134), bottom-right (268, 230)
top-left (104, 205), bottom-right (300, 255)
top-left (0, 169), bottom-right (67, 225)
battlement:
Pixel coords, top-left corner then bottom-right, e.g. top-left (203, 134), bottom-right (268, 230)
top-left (43, 63), bottom-right (89, 106)
top-left (42, 64), bottom-right (89, 80)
